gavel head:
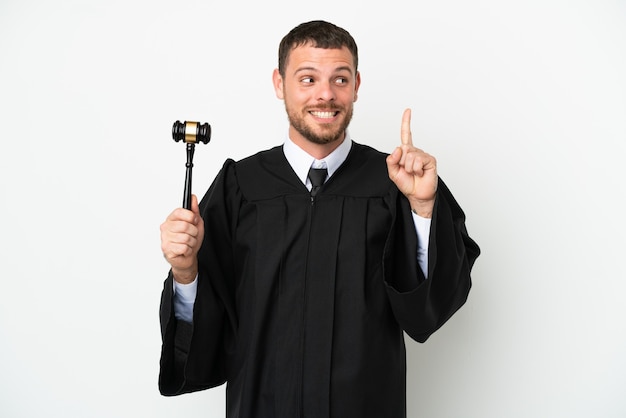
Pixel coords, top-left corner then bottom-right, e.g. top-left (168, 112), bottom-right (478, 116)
top-left (172, 120), bottom-right (211, 144)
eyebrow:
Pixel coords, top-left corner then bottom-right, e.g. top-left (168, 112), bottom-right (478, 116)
top-left (293, 66), bottom-right (354, 75)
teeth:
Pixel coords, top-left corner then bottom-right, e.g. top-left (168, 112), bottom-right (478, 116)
top-left (311, 111), bottom-right (336, 118)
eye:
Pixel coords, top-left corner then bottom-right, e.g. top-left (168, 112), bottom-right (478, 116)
top-left (301, 77), bottom-right (314, 84)
top-left (335, 77), bottom-right (349, 85)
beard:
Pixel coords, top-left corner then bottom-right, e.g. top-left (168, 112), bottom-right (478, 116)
top-left (285, 101), bottom-right (354, 145)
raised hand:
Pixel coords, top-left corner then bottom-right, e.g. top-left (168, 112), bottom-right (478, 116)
top-left (160, 194), bottom-right (204, 283)
top-left (386, 108), bottom-right (438, 218)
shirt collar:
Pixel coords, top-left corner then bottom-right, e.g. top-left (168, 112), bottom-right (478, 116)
top-left (282, 131), bottom-right (353, 186)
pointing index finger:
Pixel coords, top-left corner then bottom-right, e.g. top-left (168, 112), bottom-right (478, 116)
top-left (401, 108), bottom-right (413, 146)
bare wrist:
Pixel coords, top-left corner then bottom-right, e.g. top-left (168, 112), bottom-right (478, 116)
top-left (172, 267), bottom-right (198, 285)
top-left (409, 198), bottom-right (434, 219)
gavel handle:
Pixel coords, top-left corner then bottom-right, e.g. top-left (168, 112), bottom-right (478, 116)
top-left (183, 143), bottom-right (195, 210)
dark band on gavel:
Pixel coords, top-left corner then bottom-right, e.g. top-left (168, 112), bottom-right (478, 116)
top-left (172, 120), bottom-right (211, 210)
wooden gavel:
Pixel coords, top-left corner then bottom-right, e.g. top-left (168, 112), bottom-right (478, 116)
top-left (172, 120), bottom-right (211, 210)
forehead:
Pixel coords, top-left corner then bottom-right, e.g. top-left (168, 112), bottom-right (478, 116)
top-left (285, 44), bottom-right (356, 74)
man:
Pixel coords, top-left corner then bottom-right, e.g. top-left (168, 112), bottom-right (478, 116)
top-left (159, 20), bottom-right (480, 418)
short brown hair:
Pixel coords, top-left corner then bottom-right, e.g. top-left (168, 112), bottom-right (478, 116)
top-left (278, 20), bottom-right (359, 77)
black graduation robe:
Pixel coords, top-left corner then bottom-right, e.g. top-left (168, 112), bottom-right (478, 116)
top-left (159, 141), bottom-right (480, 418)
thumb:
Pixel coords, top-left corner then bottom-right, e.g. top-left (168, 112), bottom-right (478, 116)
top-left (386, 147), bottom-right (402, 166)
top-left (386, 147), bottom-right (402, 177)
top-left (190, 194), bottom-right (202, 219)
top-left (190, 194), bottom-right (205, 241)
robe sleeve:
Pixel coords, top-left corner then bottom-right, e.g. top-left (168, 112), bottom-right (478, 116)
top-left (158, 160), bottom-right (239, 396)
top-left (383, 177), bottom-right (480, 343)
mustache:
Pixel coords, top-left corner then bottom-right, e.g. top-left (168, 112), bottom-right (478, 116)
top-left (306, 104), bottom-right (342, 111)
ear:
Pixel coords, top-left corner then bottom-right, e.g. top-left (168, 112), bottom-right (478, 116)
top-left (272, 69), bottom-right (284, 100)
top-left (353, 71), bottom-right (361, 103)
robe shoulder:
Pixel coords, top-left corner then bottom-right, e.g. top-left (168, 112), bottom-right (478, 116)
top-left (231, 141), bottom-right (395, 201)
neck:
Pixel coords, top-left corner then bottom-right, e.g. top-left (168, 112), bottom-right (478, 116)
top-left (289, 129), bottom-right (345, 160)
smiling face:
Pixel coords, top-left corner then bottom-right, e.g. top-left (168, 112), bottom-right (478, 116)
top-left (273, 43), bottom-right (361, 153)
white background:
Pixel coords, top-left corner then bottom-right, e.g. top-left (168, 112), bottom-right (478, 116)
top-left (1, 0), bottom-right (625, 417)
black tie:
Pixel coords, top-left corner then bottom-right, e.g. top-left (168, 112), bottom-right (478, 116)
top-left (308, 167), bottom-right (327, 197)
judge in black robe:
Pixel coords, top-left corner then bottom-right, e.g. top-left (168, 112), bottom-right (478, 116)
top-left (159, 140), bottom-right (480, 418)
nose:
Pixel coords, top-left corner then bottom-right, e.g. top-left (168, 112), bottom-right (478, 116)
top-left (316, 80), bottom-right (336, 102)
